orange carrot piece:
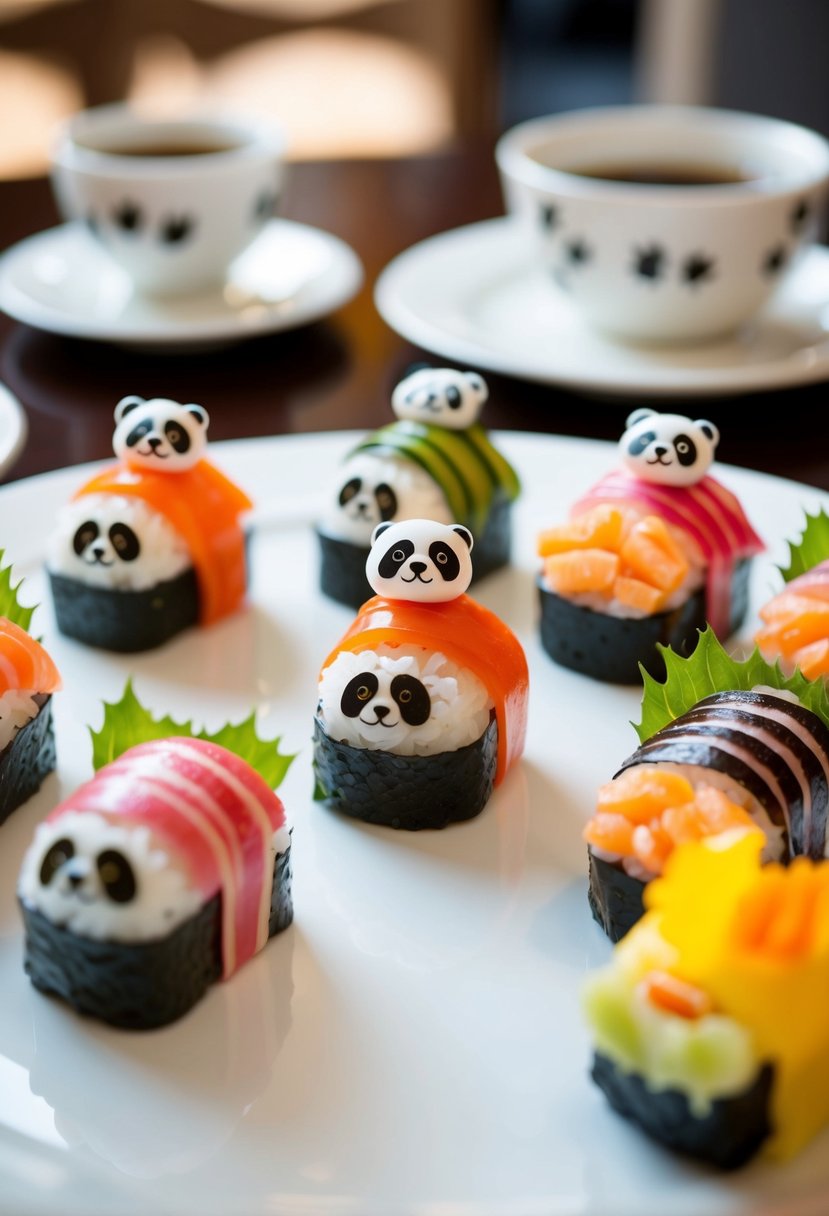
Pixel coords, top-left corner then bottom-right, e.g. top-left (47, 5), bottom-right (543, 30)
top-left (642, 970), bottom-right (714, 1020)
top-left (543, 549), bottom-right (619, 595)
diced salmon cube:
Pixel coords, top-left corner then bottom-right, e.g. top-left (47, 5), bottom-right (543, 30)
top-left (620, 516), bottom-right (690, 593)
top-left (538, 504), bottom-right (625, 557)
top-left (543, 549), bottom-right (619, 595)
top-left (613, 576), bottom-right (666, 616)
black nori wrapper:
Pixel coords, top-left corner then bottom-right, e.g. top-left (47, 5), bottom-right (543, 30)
top-left (591, 1052), bottom-right (774, 1170)
top-left (0, 695), bottom-right (55, 826)
top-left (313, 714), bottom-right (498, 829)
top-left (21, 845), bottom-right (293, 1030)
top-left (587, 848), bottom-right (646, 942)
top-left (537, 558), bottom-right (752, 686)
top-left (317, 496), bottom-right (514, 609)
top-left (49, 568), bottom-right (199, 653)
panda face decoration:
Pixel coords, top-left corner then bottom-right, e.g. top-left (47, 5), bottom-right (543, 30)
top-left (18, 812), bottom-right (203, 942)
top-left (366, 518), bottom-right (474, 602)
top-left (619, 408), bottom-right (720, 487)
top-left (48, 494), bottom-right (192, 591)
top-left (390, 366), bottom-right (489, 431)
top-left (323, 453), bottom-right (453, 544)
top-left (112, 395), bottom-right (209, 472)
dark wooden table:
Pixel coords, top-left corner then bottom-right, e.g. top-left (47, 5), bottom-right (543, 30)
top-left (1, 140), bottom-right (828, 488)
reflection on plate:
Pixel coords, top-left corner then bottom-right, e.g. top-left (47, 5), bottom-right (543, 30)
top-left (375, 218), bottom-right (829, 398)
top-left (0, 220), bottom-right (363, 352)
top-left (0, 382), bottom-right (26, 479)
top-left (0, 432), bottom-right (827, 1216)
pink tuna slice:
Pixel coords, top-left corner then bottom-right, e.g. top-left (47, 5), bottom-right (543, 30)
top-left (573, 470), bottom-right (764, 637)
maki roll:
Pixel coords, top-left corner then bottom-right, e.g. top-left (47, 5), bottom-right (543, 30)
top-left (537, 408), bottom-right (763, 683)
top-left (756, 507), bottom-right (829, 679)
top-left (586, 630), bottom-right (829, 941)
top-left (316, 365), bottom-right (520, 608)
top-left (314, 518), bottom-right (529, 829)
top-left (0, 553), bottom-right (61, 824)
top-left (585, 831), bottom-right (829, 1167)
top-left (48, 395), bottom-right (252, 652)
top-left (18, 684), bottom-right (294, 1029)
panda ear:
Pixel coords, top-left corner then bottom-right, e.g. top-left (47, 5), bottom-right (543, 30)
top-left (625, 408), bottom-right (656, 429)
top-left (370, 521), bottom-right (394, 547)
top-left (185, 404), bottom-right (209, 428)
top-left (695, 419), bottom-right (720, 448)
top-left (451, 524), bottom-right (474, 553)
top-left (114, 395), bottom-right (144, 424)
top-left (465, 371), bottom-right (489, 399)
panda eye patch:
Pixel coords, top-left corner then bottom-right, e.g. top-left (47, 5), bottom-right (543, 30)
top-left (673, 433), bottom-right (698, 467)
top-left (375, 483), bottom-right (397, 522)
top-left (428, 541), bottom-right (460, 581)
top-left (96, 849), bottom-right (137, 903)
top-left (341, 672), bottom-right (379, 717)
top-left (446, 386), bottom-right (462, 409)
top-left (339, 477), bottom-right (362, 506)
top-left (39, 838), bottom-right (75, 886)
top-left (378, 539), bottom-right (414, 579)
top-left (164, 420), bottom-right (191, 454)
top-left (108, 524), bottom-right (140, 561)
top-left (627, 430), bottom-right (657, 456)
top-left (390, 675), bottom-right (431, 725)
top-left (126, 419), bottom-right (153, 448)
top-left (73, 520), bottom-right (99, 555)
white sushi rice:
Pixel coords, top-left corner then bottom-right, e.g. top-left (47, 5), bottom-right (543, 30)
top-left (48, 494), bottom-right (192, 591)
top-left (0, 689), bottom-right (39, 751)
top-left (320, 452), bottom-right (452, 545)
top-left (319, 645), bottom-right (493, 756)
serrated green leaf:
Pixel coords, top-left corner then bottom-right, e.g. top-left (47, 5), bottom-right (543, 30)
top-left (635, 627), bottom-right (829, 741)
top-left (0, 550), bottom-right (36, 632)
top-left (90, 679), bottom-right (295, 788)
top-left (780, 508), bottom-right (829, 582)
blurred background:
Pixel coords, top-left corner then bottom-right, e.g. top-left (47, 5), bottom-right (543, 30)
top-left (0, 0), bottom-right (826, 178)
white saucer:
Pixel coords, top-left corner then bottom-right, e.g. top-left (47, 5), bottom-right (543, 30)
top-left (0, 219), bottom-right (363, 351)
top-left (375, 217), bottom-right (829, 398)
top-left (0, 382), bottom-right (27, 478)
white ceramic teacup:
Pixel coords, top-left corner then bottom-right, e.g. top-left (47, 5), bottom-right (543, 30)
top-left (52, 104), bottom-right (286, 298)
top-left (496, 105), bottom-right (829, 343)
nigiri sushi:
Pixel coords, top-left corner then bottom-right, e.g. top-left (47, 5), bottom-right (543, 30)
top-left (19, 688), bottom-right (293, 1029)
top-left (537, 409), bottom-right (763, 683)
top-left (0, 556), bottom-right (61, 823)
top-left (585, 832), bottom-right (829, 1167)
top-left (586, 630), bottom-right (829, 940)
top-left (314, 518), bottom-right (529, 829)
top-left (48, 395), bottom-right (251, 652)
top-left (316, 365), bottom-right (520, 608)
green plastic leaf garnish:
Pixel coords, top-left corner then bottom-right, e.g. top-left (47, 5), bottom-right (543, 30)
top-left (780, 508), bottom-right (829, 583)
top-left (635, 627), bottom-right (829, 741)
top-left (90, 679), bottom-right (295, 788)
top-left (0, 550), bottom-right (36, 632)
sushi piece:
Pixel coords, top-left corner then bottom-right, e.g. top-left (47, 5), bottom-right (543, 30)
top-left (585, 831), bottom-right (829, 1167)
top-left (314, 518), bottom-right (529, 829)
top-left (47, 395), bottom-right (252, 652)
top-left (537, 409), bottom-right (763, 683)
top-left (0, 553), bottom-right (61, 824)
top-left (586, 630), bottom-right (829, 940)
top-left (756, 508), bottom-right (829, 679)
top-left (316, 365), bottom-right (520, 607)
top-left (18, 683), bottom-right (294, 1029)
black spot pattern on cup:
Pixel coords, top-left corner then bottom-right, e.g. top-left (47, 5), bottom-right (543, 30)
top-left (762, 244), bottom-right (787, 276)
top-left (681, 253), bottom-right (715, 287)
top-left (791, 199), bottom-right (810, 233)
top-left (113, 201), bottom-right (143, 232)
top-left (565, 238), bottom-right (591, 265)
top-left (632, 244), bottom-right (666, 281)
top-left (159, 215), bottom-right (195, 245)
top-left (539, 202), bottom-right (559, 231)
top-left (253, 190), bottom-right (278, 223)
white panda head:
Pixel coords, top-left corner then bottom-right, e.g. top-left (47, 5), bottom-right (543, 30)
top-left (113, 396), bottom-right (209, 472)
top-left (47, 494), bottom-right (191, 591)
top-left (366, 518), bottom-right (473, 602)
top-left (18, 811), bottom-right (203, 942)
top-left (390, 366), bottom-right (488, 430)
top-left (619, 408), bottom-right (719, 487)
top-left (324, 452), bottom-right (452, 544)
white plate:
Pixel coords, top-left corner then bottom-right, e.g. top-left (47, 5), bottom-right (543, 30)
top-left (1, 432), bottom-right (828, 1216)
top-left (375, 217), bottom-right (829, 398)
top-left (0, 382), bottom-right (26, 478)
top-left (0, 220), bottom-right (363, 351)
